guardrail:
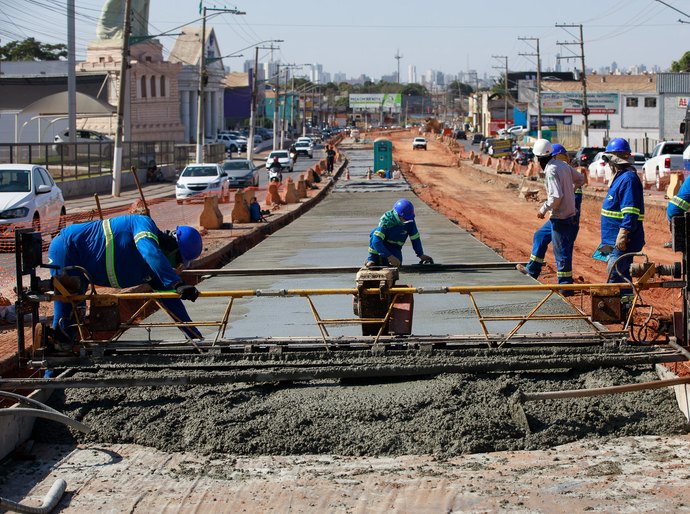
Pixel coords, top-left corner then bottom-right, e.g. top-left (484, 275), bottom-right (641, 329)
top-left (0, 142), bottom-right (226, 182)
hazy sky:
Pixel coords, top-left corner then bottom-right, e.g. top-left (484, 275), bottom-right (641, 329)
top-left (4, 0), bottom-right (689, 80)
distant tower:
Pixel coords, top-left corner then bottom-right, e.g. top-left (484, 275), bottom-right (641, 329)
top-left (394, 49), bottom-right (403, 83)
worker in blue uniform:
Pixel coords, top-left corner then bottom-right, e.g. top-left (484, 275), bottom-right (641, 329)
top-left (366, 198), bottom-right (433, 267)
top-left (599, 138), bottom-right (645, 312)
top-left (667, 177), bottom-right (690, 222)
top-left (47, 214), bottom-right (204, 343)
top-left (518, 144), bottom-right (585, 279)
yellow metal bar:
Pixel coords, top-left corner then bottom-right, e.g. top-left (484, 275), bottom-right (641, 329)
top-left (304, 295), bottom-right (330, 349)
top-left (214, 297), bottom-right (234, 346)
top-left (374, 293), bottom-right (400, 344)
top-left (500, 290), bottom-right (556, 346)
top-left (466, 292), bottom-right (491, 343)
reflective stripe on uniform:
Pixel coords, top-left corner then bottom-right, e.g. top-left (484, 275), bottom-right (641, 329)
top-left (373, 230), bottom-right (385, 240)
top-left (134, 231), bottom-right (158, 245)
top-left (387, 239), bottom-right (406, 247)
top-left (409, 232), bottom-right (420, 241)
top-left (670, 196), bottom-right (690, 212)
top-left (601, 208), bottom-right (644, 221)
top-left (368, 247), bottom-right (380, 255)
top-left (557, 271), bottom-right (573, 278)
top-left (102, 219), bottom-right (120, 288)
top-left (529, 254), bottom-right (544, 264)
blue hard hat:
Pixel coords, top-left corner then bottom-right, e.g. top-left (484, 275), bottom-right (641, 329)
top-left (605, 137), bottom-right (631, 154)
top-left (175, 226), bottom-right (202, 267)
top-left (551, 144), bottom-right (567, 156)
top-left (393, 198), bottom-right (415, 221)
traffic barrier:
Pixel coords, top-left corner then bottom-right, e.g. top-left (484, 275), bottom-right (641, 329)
top-left (297, 175), bottom-right (308, 198)
top-left (265, 182), bottom-right (285, 206)
top-left (486, 157), bottom-right (493, 167)
top-left (472, 155), bottom-right (481, 165)
top-left (284, 178), bottom-right (300, 204)
top-left (200, 196), bottom-right (224, 229)
top-left (231, 190), bottom-right (251, 223)
top-left (366, 168), bottom-right (372, 180)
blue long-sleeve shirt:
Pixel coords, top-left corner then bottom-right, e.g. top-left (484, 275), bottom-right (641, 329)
top-left (668, 177), bottom-right (690, 221)
top-left (601, 168), bottom-right (645, 248)
top-left (368, 209), bottom-right (424, 262)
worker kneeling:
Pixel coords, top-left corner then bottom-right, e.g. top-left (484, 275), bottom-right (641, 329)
top-left (365, 198), bottom-right (432, 268)
top-left (48, 214), bottom-right (204, 345)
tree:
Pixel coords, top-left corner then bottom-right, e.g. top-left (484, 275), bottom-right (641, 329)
top-left (671, 51), bottom-right (690, 72)
top-left (400, 83), bottom-right (428, 96)
top-left (448, 80), bottom-right (473, 97)
top-left (0, 38), bottom-right (67, 61)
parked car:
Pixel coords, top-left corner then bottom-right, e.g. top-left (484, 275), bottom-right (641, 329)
top-left (455, 130), bottom-right (467, 140)
top-left (641, 141), bottom-right (686, 191)
top-left (574, 146), bottom-right (603, 167)
top-left (52, 129), bottom-right (113, 157)
top-left (471, 134), bottom-right (485, 145)
top-left (175, 163), bottom-right (229, 204)
top-left (412, 137), bottom-right (427, 150)
top-left (222, 159), bottom-right (259, 188)
top-left (294, 141), bottom-right (314, 158)
top-left (588, 151), bottom-right (612, 181)
top-left (0, 164), bottom-right (65, 246)
top-left (632, 152), bottom-right (647, 168)
top-left (265, 150), bottom-right (294, 172)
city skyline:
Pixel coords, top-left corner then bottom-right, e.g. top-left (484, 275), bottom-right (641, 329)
top-left (2, 0), bottom-right (686, 82)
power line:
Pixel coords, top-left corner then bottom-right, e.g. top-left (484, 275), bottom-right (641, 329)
top-left (518, 36), bottom-right (542, 139)
top-left (555, 23), bottom-right (590, 145)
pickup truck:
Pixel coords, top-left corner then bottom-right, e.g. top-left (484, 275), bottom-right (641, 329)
top-left (641, 141), bottom-right (687, 190)
top-left (412, 137), bottom-right (427, 150)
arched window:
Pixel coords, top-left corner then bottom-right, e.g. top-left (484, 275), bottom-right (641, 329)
top-left (150, 76), bottom-right (157, 97)
top-left (160, 76), bottom-right (166, 97)
top-left (140, 75), bottom-right (147, 98)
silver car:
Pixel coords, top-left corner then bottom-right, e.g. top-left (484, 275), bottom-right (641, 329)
top-left (175, 163), bottom-right (230, 204)
top-left (222, 159), bottom-right (260, 188)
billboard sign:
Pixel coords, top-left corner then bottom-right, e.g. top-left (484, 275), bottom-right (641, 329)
top-left (541, 92), bottom-right (618, 115)
top-left (349, 93), bottom-right (402, 113)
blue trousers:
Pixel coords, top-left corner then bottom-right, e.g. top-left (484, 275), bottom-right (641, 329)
top-left (551, 217), bottom-right (578, 286)
top-left (607, 241), bottom-right (644, 304)
top-left (525, 196), bottom-right (582, 279)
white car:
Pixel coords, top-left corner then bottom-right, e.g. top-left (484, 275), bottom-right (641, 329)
top-left (297, 137), bottom-right (313, 145)
top-left (52, 128), bottom-right (113, 157)
top-left (412, 137), bottom-right (427, 150)
top-left (588, 152), bottom-right (612, 181)
top-left (176, 163), bottom-right (230, 204)
top-left (294, 141), bottom-right (314, 158)
top-left (0, 164), bottom-right (65, 246)
top-left (265, 150), bottom-right (294, 172)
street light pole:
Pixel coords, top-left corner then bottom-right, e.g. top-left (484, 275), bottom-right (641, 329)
top-left (272, 63), bottom-right (280, 150)
top-left (112, 0), bottom-right (133, 196)
top-left (195, 6), bottom-right (245, 163)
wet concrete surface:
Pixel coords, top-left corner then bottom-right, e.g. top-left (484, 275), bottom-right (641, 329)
top-left (30, 145), bottom-right (689, 461)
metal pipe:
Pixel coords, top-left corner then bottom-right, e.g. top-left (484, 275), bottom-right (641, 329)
top-left (0, 408), bottom-right (90, 433)
top-left (182, 262), bottom-right (527, 276)
top-left (521, 375), bottom-right (690, 402)
top-left (3, 352), bottom-right (685, 390)
top-left (668, 338), bottom-right (690, 361)
top-left (0, 479), bottom-right (67, 514)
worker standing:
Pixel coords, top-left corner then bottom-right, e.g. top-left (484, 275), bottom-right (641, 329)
top-left (600, 137), bottom-right (645, 314)
top-left (325, 145), bottom-right (336, 173)
top-left (529, 139), bottom-right (579, 293)
top-left (366, 198), bottom-right (433, 267)
top-left (47, 214), bottom-right (204, 346)
top-left (518, 144), bottom-right (585, 279)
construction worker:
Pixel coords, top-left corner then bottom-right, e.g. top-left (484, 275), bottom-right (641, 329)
top-left (518, 144), bottom-right (585, 279)
top-left (527, 139), bottom-right (580, 293)
top-left (325, 145), bottom-right (336, 173)
top-left (366, 198), bottom-right (433, 267)
top-left (667, 176), bottom-right (690, 223)
top-left (47, 214), bottom-right (204, 345)
top-left (600, 137), bottom-right (645, 313)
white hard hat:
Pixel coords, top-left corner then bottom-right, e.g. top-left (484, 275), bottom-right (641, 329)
top-left (532, 138), bottom-right (553, 157)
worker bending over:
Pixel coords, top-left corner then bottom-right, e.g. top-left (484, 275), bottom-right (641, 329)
top-left (366, 198), bottom-right (433, 267)
top-left (48, 214), bottom-right (204, 344)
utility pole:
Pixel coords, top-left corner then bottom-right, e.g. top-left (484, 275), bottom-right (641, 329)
top-left (556, 23), bottom-right (589, 146)
top-left (273, 63), bottom-right (280, 150)
top-left (492, 55), bottom-right (509, 132)
top-left (280, 66), bottom-right (288, 149)
top-left (469, 71), bottom-right (481, 133)
top-left (112, 0), bottom-right (133, 196)
top-left (195, 6), bottom-right (245, 163)
top-left (67, 0), bottom-right (76, 148)
top-left (247, 41), bottom-right (281, 161)
top-left (518, 36), bottom-right (542, 139)
top-left (394, 49), bottom-right (403, 83)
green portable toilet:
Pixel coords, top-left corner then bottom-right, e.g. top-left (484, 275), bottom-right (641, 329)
top-left (374, 138), bottom-right (393, 172)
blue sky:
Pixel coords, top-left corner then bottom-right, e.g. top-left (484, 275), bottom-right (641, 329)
top-left (3, 0), bottom-right (688, 80)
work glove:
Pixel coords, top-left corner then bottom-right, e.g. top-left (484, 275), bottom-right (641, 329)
top-left (615, 228), bottom-right (630, 252)
top-left (418, 254), bottom-right (434, 265)
top-left (387, 255), bottom-right (402, 268)
top-left (176, 283), bottom-right (200, 302)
